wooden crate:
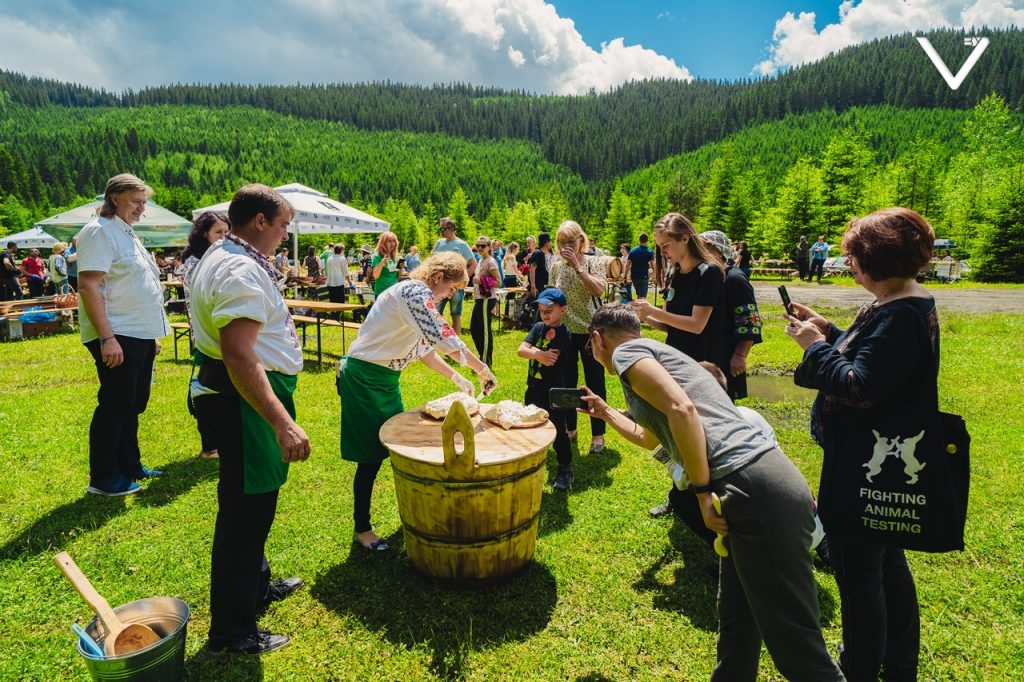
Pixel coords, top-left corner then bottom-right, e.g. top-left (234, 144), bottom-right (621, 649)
top-left (21, 319), bottom-right (64, 339)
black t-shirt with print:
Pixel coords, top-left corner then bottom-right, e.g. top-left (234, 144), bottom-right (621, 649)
top-left (0, 251), bottom-right (18, 275)
top-left (664, 262), bottom-right (725, 362)
top-left (527, 249), bottom-right (549, 292)
top-left (524, 321), bottom-right (572, 385)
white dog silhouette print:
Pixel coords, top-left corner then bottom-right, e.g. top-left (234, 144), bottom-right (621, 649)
top-left (865, 430), bottom-right (927, 485)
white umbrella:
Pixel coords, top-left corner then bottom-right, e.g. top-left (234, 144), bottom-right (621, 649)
top-left (192, 183), bottom-right (390, 256)
top-left (5, 226), bottom-right (59, 249)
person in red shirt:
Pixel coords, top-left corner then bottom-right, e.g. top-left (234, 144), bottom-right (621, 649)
top-left (22, 248), bottom-right (47, 297)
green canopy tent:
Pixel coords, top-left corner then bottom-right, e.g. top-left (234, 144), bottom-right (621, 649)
top-left (35, 198), bottom-right (193, 248)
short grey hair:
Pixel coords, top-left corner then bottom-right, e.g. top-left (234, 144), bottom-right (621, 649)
top-left (588, 302), bottom-right (641, 336)
top-left (99, 173), bottom-right (153, 218)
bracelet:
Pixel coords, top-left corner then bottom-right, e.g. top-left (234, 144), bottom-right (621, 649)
top-left (733, 352), bottom-right (747, 358)
top-left (688, 482), bottom-right (714, 494)
top-left (99, 336), bottom-right (115, 345)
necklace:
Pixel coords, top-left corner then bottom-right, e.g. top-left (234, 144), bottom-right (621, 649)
top-left (225, 233), bottom-right (287, 293)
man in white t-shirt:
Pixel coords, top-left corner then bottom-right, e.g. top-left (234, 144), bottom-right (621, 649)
top-left (189, 184), bottom-right (310, 655)
top-left (77, 173), bottom-right (170, 497)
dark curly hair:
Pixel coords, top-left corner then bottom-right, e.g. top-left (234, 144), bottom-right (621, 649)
top-left (842, 207), bottom-right (934, 281)
top-left (182, 211), bottom-right (229, 260)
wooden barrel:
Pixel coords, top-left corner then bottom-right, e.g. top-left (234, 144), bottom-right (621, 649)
top-left (380, 401), bottom-right (556, 583)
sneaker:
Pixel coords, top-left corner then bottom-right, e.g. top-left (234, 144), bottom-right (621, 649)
top-left (648, 500), bottom-right (673, 518)
top-left (132, 466), bottom-right (163, 480)
top-left (198, 450), bottom-right (219, 460)
top-left (209, 631), bottom-right (290, 655)
top-left (86, 475), bottom-right (141, 497)
top-left (553, 466), bottom-right (574, 491)
top-left (266, 577), bottom-right (303, 604)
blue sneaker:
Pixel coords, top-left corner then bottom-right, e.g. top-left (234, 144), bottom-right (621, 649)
top-left (132, 466), bottom-right (163, 480)
top-left (86, 475), bottom-right (142, 497)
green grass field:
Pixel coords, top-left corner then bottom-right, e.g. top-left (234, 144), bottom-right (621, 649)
top-left (1, 303), bottom-right (1021, 681)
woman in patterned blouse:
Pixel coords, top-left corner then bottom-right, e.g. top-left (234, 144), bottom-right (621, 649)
top-left (549, 220), bottom-right (608, 456)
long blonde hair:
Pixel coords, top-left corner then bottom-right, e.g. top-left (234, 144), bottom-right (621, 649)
top-left (99, 173), bottom-right (153, 219)
top-left (409, 251), bottom-right (468, 287)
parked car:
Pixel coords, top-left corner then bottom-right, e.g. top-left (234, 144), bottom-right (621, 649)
top-left (824, 255), bottom-right (851, 276)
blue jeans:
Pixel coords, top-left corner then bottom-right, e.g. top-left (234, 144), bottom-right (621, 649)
top-left (436, 288), bottom-right (465, 317)
top-left (620, 282), bottom-right (633, 303)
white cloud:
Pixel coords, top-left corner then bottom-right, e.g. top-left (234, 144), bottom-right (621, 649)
top-left (755, 0), bottom-right (1024, 75)
top-left (0, 0), bottom-right (692, 94)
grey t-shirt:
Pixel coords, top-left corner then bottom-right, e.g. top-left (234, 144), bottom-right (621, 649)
top-left (612, 337), bottom-right (774, 487)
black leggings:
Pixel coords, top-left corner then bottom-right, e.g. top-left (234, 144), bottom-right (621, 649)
top-left (470, 297), bottom-right (494, 367)
top-left (353, 461), bottom-right (384, 533)
top-left (565, 332), bottom-right (606, 436)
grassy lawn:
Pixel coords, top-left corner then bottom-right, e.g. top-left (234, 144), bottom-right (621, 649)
top-left (1, 303), bottom-right (1021, 681)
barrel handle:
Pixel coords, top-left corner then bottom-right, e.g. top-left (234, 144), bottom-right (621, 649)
top-left (441, 400), bottom-right (476, 476)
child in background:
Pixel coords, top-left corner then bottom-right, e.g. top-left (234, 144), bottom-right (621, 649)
top-left (517, 288), bottom-right (575, 490)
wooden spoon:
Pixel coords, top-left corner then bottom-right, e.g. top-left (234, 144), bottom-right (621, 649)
top-left (53, 552), bottom-right (161, 657)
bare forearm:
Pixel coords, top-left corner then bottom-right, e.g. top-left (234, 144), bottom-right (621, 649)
top-left (224, 351), bottom-right (292, 430)
top-left (575, 269), bottom-right (605, 297)
top-left (733, 340), bottom-right (754, 358)
top-left (668, 410), bottom-right (711, 485)
top-left (646, 308), bottom-right (707, 334)
top-left (603, 410), bottom-right (659, 449)
top-left (78, 280), bottom-right (114, 339)
top-left (420, 350), bottom-right (457, 378)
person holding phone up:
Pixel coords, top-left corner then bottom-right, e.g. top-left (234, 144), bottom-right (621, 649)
top-left (517, 288), bottom-right (574, 490)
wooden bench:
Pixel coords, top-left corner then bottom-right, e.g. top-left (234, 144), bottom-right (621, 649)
top-left (750, 268), bottom-right (798, 281)
top-left (170, 322), bottom-right (191, 361)
top-left (292, 315), bottom-right (362, 361)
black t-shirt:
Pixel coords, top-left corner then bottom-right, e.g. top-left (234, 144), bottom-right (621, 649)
top-left (664, 262), bottom-right (724, 362)
top-left (0, 251), bottom-right (18, 275)
top-left (738, 248), bottom-right (752, 268)
top-left (524, 321), bottom-right (572, 385)
top-left (527, 249), bottom-right (549, 292)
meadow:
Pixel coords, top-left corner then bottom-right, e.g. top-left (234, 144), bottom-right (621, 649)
top-left (0, 302), bottom-right (1021, 681)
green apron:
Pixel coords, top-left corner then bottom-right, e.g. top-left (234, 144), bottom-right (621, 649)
top-left (194, 352), bottom-right (296, 494)
top-left (337, 356), bottom-right (403, 463)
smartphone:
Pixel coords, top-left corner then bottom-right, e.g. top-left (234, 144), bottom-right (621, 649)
top-left (549, 387), bottom-right (586, 410)
top-left (778, 285), bottom-right (794, 315)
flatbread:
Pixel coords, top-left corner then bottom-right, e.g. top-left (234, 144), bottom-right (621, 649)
top-left (421, 392), bottom-right (480, 419)
top-left (482, 400), bottom-right (549, 430)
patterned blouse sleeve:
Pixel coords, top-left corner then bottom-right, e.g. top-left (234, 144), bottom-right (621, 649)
top-left (400, 282), bottom-right (471, 364)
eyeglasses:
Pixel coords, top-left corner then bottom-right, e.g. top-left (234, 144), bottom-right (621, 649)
top-left (584, 330), bottom-right (600, 353)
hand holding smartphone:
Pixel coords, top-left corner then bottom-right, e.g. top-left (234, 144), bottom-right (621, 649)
top-left (549, 387), bottom-right (586, 410)
top-left (778, 285), bottom-right (794, 316)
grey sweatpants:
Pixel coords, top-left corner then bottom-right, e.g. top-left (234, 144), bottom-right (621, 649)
top-left (712, 448), bottom-right (845, 681)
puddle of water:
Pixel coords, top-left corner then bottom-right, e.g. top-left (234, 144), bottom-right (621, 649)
top-left (746, 374), bottom-right (818, 403)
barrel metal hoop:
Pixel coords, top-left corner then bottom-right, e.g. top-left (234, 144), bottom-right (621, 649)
top-left (402, 512), bottom-right (539, 545)
top-left (391, 461), bottom-right (544, 489)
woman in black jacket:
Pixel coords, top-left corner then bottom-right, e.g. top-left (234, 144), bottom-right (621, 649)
top-left (784, 207), bottom-right (938, 681)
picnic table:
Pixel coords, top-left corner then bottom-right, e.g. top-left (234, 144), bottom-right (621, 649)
top-left (749, 267), bottom-right (798, 280)
top-left (284, 299), bottom-right (366, 364)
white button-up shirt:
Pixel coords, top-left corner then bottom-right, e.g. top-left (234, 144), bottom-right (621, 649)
top-left (76, 215), bottom-right (170, 343)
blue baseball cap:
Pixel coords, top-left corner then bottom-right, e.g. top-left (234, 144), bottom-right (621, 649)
top-left (535, 288), bottom-right (567, 307)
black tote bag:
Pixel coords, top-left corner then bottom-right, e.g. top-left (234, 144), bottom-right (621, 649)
top-left (818, 406), bottom-right (970, 553)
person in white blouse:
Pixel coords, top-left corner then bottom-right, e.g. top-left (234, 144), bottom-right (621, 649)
top-left (77, 173), bottom-right (170, 497)
top-left (338, 251), bottom-right (497, 551)
top-left (325, 244), bottom-right (350, 302)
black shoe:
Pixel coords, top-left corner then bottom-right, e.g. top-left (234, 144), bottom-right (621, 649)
top-left (648, 500), bottom-right (673, 518)
top-left (210, 631), bottom-right (290, 655)
top-left (266, 577), bottom-right (303, 604)
top-left (553, 466), bottom-right (574, 491)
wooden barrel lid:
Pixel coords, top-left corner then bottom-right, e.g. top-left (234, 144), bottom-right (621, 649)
top-left (380, 409), bottom-right (555, 467)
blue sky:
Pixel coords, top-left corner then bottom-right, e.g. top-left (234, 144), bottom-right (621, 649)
top-left (0, 1), bottom-right (1020, 93)
top-left (551, 0), bottom-right (841, 80)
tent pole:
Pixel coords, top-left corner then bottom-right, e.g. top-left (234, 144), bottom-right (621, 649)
top-left (292, 222), bottom-right (298, 265)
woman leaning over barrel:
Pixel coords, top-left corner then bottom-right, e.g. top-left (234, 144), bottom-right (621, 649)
top-left (549, 220), bottom-right (608, 457)
top-left (337, 251), bottom-right (497, 551)
top-left (581, 304), bottom-right (844, 681)
top-left (784, 207), bottom-right (938, 681)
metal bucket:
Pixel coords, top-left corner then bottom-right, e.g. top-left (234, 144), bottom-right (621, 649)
top-left (78, 597), bottom-right (190, 682)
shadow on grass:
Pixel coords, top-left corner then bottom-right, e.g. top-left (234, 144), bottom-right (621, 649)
top-left (0, 456), bottom-right (217, 560)
top-left (538, 445), bottom-right (621, 538)
top-left (633, 517), bottom-right (719, 633)
top-left (311, 533), bottom-right (557, 681)
top-left (185, 647), bottom-right (263, 681)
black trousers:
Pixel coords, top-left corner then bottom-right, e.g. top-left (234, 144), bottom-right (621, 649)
top-left (797, 259), bottom-right (809, 282)
top-left (525, 382), bottom-right (571, 468)
top-left (1, 275), bottom-right (23, 300)
top-left (353, 460), bottom-right (384, 533)
top-left (668, 484), bottom-right (717, 546)
top-left (470, 297), bottom-right (494, 367)
top-left (565, 332), bottom-right (606, 436)
top-left (196, 407), bottom-right (219, 453)
top-left (68, 275), bottom-right (78, 292)
top-left (84, 335), bottom-right (156, 485)
top-left (195, 392), bottom-right (279, 645)
top-left (810, 259), bottom-right (825, 281)
top-left (830, 534), bottom-right (920, 681)
top-left (327, 285), bottom-right (346, 303)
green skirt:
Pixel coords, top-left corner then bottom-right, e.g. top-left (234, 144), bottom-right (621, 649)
top-left (338, 356), bottom-right (403, 463)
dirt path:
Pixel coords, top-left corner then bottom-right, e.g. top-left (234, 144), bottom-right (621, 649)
top-left (751, 283), bottom-right (1024, 313)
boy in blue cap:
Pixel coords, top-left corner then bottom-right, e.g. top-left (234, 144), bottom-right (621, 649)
top-left (518, 288), bottom-right (575, 490)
